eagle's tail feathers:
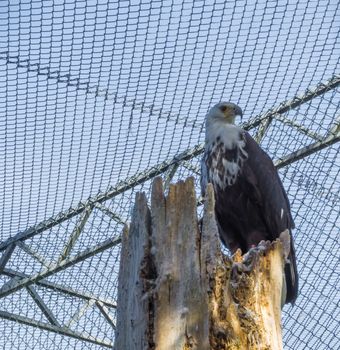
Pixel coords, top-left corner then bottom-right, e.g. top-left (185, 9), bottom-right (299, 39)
top-left (284, 235), bottom-right (299, 304)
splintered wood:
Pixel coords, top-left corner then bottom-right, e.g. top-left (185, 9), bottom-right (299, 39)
top-left (114, 177), bottom-right (285, 350)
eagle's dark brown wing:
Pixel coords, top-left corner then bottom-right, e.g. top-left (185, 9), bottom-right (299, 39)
top-left (201, 130), bottom-right (298, 304)
top-left (242, 132), bottom-right (295, 235)
top-left (242, 132), bottom-right (298, 303)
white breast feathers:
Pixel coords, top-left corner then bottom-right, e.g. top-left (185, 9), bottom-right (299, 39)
top-left (204, 124), bottom-right (248, 189)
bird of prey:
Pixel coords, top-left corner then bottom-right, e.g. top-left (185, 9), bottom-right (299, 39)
top-left (200, 102), bottom-right (298, 304)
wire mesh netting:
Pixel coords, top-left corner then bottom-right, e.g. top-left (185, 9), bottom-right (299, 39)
top-left (0, 0), bottom-right (339, 349)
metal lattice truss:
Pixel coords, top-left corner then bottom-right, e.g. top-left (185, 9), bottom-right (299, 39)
top-left (0, 74), bottom-right (339, 347)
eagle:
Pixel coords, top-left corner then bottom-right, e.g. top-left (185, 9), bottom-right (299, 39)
top-left (200, 102), bottom-right (298, 304)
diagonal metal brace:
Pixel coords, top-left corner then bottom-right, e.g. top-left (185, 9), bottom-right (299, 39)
top-left (26, 285), bottom-right (60, 326)
top-left (58, 206), bottom-right (93, 262)
top-left (66, 299), bottom-right (95, 328)
top-left (94, 203), bottom-right (126, 225)
top-left (96, 301), bottom-right (116, 329)
top-left (0, 244), bottom-right (16, 272)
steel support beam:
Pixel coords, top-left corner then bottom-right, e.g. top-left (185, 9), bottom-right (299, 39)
top-left (1, 267), bottom-right (116, 308)
top-left (164, 163), bottom-right (180, 190)
top-left (94, 203), bottom-right (126, 225)
top-left (0, 244), bottom-right (15, 272)
top-left (275, 131), bottom-right (340, 169)
top-left (26, 285), bottom-right (60, 326)
top-left (181, 161), bottom-right (201, 175)
top-left (328, 114), bottom-right (340, 137)
top-left (0, 310), bottom-right (113, 348)
top-left (0, 236), bottom-right (121, 299)
top-left (254, 117), bottom-right (273, 143)
top-left (252, 114), bottom-right (323, 144)
top-left (0, 276), bottom-right (21, 291)
top-left (96, 301), bottom-right (116, 329)
top-left (66, 299), bottom-right (95, 328)
top-left (59, 206), bottom-right (93, 262)
top-left (274, 114), bottom-right (324, 141)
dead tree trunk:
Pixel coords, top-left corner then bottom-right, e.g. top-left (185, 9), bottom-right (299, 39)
top-left (114, 177), bottom-right (285, 350)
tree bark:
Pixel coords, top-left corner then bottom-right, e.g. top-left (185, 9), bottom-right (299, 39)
top-left (114, 177), bottom-right (285, 350)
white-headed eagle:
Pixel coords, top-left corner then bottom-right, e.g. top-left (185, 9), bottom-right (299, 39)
top-left (201, 102), bottom-right (298, 304)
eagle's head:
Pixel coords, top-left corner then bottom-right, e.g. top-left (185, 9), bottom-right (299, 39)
top-left (206, 102), bottom-right (243, 125)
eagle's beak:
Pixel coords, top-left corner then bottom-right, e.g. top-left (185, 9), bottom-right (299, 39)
top-left (235, 106), bottom-right (243, 120)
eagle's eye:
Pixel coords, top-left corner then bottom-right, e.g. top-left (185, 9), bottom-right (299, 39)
top-left (220, 105), bottom-right (227, 112)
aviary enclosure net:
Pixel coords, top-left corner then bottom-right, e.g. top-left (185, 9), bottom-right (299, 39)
top-left (0, 1), bottom-right (339, 349)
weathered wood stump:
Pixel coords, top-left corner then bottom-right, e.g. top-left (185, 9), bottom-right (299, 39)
top-left (114, 177), bottom-right (285, 350)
